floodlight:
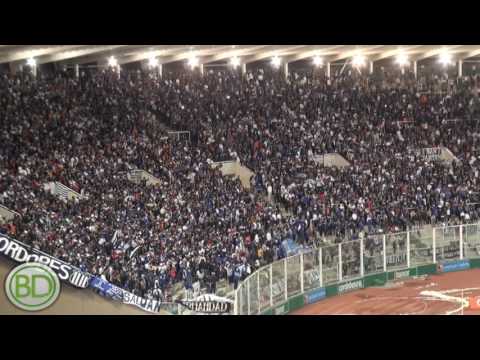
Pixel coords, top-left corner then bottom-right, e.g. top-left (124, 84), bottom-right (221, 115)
top-left (352, 55), bottom-right (366, 68)
top-left (313, 56), bottom-right (323, 67)
top-left (271, 56), bottom-right (281, 68)
top-left (26, 58), bottom-right (36, 67)
top-left (188, 56), bottom-right (199, 69)
top-left (108, 56), bottom-right (118, 67)
top-left (439, 52), bottom-right (453, 67)
top-left (230, 56), bottom-right (241, 68)
top-left (395, 53), bottom-right (409, 67)
top-left (148, 56), bottom-right (159, 68)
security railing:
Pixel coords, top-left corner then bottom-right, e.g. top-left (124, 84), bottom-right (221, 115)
top-left (234, 222), bottom-right (480, 315)
top-left (49, 182), bottom-right (83, 202)
top-left (168, 131), bottom-right (190, 142)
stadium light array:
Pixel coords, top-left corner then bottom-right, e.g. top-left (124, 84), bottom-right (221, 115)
top-left (313, 56), bottom-right (323, 67)
top-left (352, 54), bottom-right (366, 68)
top-left (108, 56), bottom-right (118, 68)
top-left (271, 56), bottom-right (281, 69)
top-left (26, 57), bottom-right (36, 67)
top-left (395, 53), bottom-right (409, 67)
top-left (188, 56), bottom-right (199, 69)
top-left (439, 52), bottom-right (453, 67)
top-left (230, 56), bottom-right (241, 68)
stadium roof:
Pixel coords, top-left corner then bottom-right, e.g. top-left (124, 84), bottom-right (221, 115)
top-left (1, 45), bottom-right (480, 66)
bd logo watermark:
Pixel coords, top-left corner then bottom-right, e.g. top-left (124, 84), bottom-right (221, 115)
top-left (5, 263), bottom-right (60, 312)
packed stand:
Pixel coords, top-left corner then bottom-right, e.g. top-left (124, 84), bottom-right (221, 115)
top-left (0, 67), bottom-right (479, 299)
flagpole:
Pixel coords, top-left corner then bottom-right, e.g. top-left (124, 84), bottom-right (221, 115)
top-left (462, 289), bottom-right (464, 315)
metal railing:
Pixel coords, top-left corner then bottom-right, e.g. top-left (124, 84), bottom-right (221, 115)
top-left (48, 182), bottom-right (83, 202)
top-left (168, 131), bottom-right (190, 142)
top-left (234, 222), bottom-right (480, 315)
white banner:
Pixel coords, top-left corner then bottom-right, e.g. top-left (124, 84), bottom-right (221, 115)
top-left (0, 235), bottom-right (90, 288)
top-left (415, 147), bottom-right (442, 161)
top-left (122, 291), bottom-right (162, 313)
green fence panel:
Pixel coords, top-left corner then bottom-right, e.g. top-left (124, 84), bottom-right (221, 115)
top-left (325, 284), bottom-right (338, 297)
top-left (337, 278), bottom-right (364, 294)
top-left (386, 268), bottom-right (411, 281)
top-left (416, 263), bottom-right (437, 276)
top-left (470, 258), bottom-right (480, 269)
top-left (257, 259), bottom-right (480, 314)
top-left (363, 273), bottom-right (387, 287)
top-left (288, 294), bottom-right (305, 312)
top-left (272, 302), bottom-right (289, 315)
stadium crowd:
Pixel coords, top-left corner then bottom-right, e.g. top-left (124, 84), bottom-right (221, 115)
top-left (0, 66), bottom-right (479, 299)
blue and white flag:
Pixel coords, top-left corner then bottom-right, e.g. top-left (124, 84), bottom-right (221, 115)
top-left (89, 276), bottom-right (124, 301)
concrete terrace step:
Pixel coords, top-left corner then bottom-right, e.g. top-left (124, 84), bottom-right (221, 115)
top-left (127, 169), bottom-right (162, 186)
top-left (311, 153), bottom-right (350, 168)
top-left (211, 160), bottom-right (255, 190)
top-left (0, 205), bottom-right (21, 224)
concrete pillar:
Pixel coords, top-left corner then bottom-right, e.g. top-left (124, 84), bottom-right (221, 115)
top-left (199, 64), bottom-right (204, 76)
top-left (31, 65), bottom-right (37, 78)
top-left (458, 59), bottom-right (463, 78)
top-left (241, 63), bottom-right (247, 76)
top-left (369, 61), bottom-right (374, 74)
top-left (9, 62), bottom-right (20, 75)
top-left (413, 61), bottom-right (418, 79)
top-left (326, 62), bottom-right (331, 79)
top-left (75, 64), bottom-right (79, 78)
top-left (158, 64), bottom-right (163, 78)
top-left (283, 62), bottom-right (288, 80)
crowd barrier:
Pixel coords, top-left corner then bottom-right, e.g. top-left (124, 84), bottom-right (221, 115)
top-left (168, 131), bottom-right (190, 142)
top-left (234, 223), bottom-right (480, 315)
top-left (44, 182), bottom-right (83, 201)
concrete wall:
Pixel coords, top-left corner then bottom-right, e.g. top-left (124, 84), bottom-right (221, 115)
top-left (0, 206), bottom-right (18, 223)
top-left (211, 161), bottom-right (255, 189)
top-left (440, 147), bottom-right (460, 163)
top-left (311, 153), bottom-right (351, 168)
top-left (127, 170), bottom-right (162, 186)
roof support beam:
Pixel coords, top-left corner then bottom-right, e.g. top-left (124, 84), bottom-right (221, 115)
top-left (58, 45), bottom-right (157, 65)
top-left (2, 45), bottom-right (480, 69)
top-left (201, 45), bottom-right (270, 64)
top-left (328, 45), bottom-right (387, 62)
top-left (283, 45), bottom-right (346, 64)
top-left (37, 46), bottom-right (132, 65)
top-left (0, 46), bottom-right (85, 64)
top-left (411, 45), bottom-right (466, 61)
top-left (158, 46), bottom-right (236, 65)
top-left (118, 45), bottom-right (233, 65)
top-left (241, 45), bottom-right (309, 64)
top-left (458, 48), bottom-right (480, 60)
top-left (369, 45), bottom-right (426, 62)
